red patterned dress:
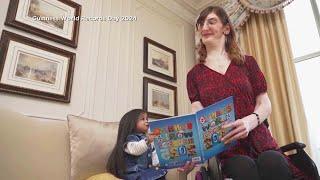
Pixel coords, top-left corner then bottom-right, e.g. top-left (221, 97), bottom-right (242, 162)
top-left (187, 55), bottom-right (307, 179)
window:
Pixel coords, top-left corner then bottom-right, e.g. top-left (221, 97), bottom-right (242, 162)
top-left (285, 0), bottom-right (320, 169)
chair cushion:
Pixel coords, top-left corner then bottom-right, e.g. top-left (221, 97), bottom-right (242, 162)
top-left (67, 115), bottom-right (119, 180)
top-left (0, 108), bottom-right (70, 180)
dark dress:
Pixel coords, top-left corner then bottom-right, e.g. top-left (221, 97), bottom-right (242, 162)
top-left (187, 55), bottom-right (307, 179)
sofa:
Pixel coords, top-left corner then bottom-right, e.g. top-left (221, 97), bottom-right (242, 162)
top-left (0, 108), bottom-right (190, 180)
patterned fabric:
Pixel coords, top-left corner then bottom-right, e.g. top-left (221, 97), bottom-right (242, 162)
top-left (239, 0), bottom-right (294, 13)
top-left (215, 0), bottom-right (250, 29)
top-left (206, 0), bottom-right (294, 29)
top-left (186, 55), bottom-right (309, 179)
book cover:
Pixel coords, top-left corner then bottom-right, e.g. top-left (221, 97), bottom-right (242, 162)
top-left (149, 96), bottom-right (236, 169)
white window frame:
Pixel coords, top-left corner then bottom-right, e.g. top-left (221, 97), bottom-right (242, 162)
top-left (294, 0), bottom-right (320, 63)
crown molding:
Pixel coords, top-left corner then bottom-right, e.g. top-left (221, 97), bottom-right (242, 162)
top-left (196, 0), bottom-right (219, 12)
top-left (176, 0), bottom-right (220, 12)
top-left (154, 0), bottom-right (221, 25)
top-left (155, 0), bottom-right (198, 25)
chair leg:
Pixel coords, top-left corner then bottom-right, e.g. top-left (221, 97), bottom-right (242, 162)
top-left (207, 157), bottom-right (223, 180)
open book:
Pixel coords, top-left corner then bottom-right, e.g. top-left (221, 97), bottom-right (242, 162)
top-left (149, 96), bottom-right (236, 169)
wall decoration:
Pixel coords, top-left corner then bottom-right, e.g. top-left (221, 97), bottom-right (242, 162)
top-left (143, 37), bottom-right (177, 82)
top-left (0, 30), bottom-right (75, 102)
top-left (143, 77), bottom-right (177, 118)
top-left (239, 0), bottom-right (294, 13)
top-left (5, 0), bottom-right (81, 48)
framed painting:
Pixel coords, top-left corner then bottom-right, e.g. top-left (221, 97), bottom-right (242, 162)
top-left (143, 77), bottom-right (177, 118)
top-left (143, 37), bottom-right (177, 82)
top-left (0, 30), bottom-right (75, 102)
top-left (5, 0), bottom-right (81, 48)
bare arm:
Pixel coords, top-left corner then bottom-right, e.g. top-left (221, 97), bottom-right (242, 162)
top-left (191, 101), bottom-right (204, 113)
top-left (253, 92), bottom-right (272, 124)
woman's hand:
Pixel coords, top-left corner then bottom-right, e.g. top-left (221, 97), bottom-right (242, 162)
top-left (221, 114), bottom-right (258, 144)
top-left (177, 161), bottom-right (195, 174)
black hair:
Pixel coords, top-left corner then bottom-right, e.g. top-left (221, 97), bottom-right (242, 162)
top-left (106, 109), bottom-right (146, 178)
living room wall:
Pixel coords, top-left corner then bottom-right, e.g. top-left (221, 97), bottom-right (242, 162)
top-left (0, 0), bottom-right (196, 122)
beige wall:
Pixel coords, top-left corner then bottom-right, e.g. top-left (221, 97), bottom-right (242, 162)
top-left (0, 0), bottom-right (196, 122)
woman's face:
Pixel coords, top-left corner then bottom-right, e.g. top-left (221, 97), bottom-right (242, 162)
top-left (199, 12), bottom-right (227, 45)
top-left (136, 113), bottom-right (149, 133)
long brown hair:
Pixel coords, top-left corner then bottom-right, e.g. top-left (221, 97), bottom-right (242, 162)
top-left (195, 6), bottom-right (244, 65)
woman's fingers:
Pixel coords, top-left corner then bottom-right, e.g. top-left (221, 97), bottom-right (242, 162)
top-left (222, 120), bottom-right (239, 129)
top-left (177, 161), bottom-right (190, 172)
top-left (177, 167), bottom-right (185, 172)
top-left (220, 117), bottom-right (255, 144)
top-left (221, 119), bottom-right (251, 143)
top-left (224, 130), bottom-right (248, 144)
top-left (177, 161), bottom-right (195, 173)
top-left (221, 124), bottom-right (245, 142)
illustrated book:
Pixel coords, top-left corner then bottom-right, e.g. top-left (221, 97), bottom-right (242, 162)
top-left (149, 96), bottom-right (236, 169)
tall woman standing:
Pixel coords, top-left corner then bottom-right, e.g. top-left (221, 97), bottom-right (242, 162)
top-left (187, 6), bottom-right (308, 180)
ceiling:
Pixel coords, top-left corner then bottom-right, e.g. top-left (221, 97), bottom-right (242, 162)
top-left (154, 0), bottom-right (220, 24)
top-left (178, 0), bottom-right (220, 12)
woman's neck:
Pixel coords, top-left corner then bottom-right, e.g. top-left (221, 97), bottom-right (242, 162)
top-left (206, 47), bottom-right (227, 63)
top-left (205, 38), bottom-right (227, 63)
